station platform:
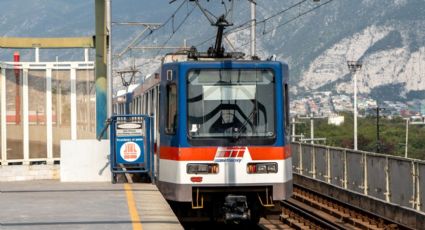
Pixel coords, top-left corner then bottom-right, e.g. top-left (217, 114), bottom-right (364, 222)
top-left (0, 180), bottom-right (183, 230)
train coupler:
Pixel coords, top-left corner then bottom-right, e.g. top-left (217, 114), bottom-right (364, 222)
top-left (222, 195), bottom-right (250, 224)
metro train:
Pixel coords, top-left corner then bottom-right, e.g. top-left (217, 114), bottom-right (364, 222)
top-left (113, 49), bottom-right (292, 223)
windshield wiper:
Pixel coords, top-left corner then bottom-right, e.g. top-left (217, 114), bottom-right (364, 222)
top-left (232, 109), bottom-right (256, 141)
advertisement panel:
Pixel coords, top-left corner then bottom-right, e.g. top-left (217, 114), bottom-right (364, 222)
top-left (115, 122), bottom-right (144, 164)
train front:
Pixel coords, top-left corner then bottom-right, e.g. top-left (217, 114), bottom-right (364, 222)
top-left (158, 60), bottom-right (292, 223)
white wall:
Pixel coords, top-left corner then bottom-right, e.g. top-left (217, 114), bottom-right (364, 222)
top-left (60, 139), bottom-right (111, 182)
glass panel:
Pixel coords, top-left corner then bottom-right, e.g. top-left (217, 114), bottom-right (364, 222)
top-left (76, 69), bottom-right (95, 139)
top-left (187, 69), bottom-right (275, 138)
top-left (166, 84), bottom-right (177, 134)
top-left (6, 69), bottom-right (23, 160)
top-left (28, 70), bottom-right (47, 159)
top-left (0, 69), bottom-right (2, 161)
top-left (52, 70), bottom-right (71, 158)
top-left (284, 84), bottom-right (290, 129)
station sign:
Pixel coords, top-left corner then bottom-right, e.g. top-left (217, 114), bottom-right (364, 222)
top-left (116, 123), bottom-right (143, 136)
top-left (115, 122), bottom-right (144, 164)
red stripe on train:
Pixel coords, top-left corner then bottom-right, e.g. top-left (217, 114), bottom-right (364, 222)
top-left (159, 146), bottom-right (291, 161)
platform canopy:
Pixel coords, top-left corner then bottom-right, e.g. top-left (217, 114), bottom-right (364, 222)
top-left (0, 37), bottom-right (95, 48)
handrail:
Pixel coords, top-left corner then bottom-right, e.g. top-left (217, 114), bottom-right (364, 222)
top-left (292, 142), bottom-right (424, 213)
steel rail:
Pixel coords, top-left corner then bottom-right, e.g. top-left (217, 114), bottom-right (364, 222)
top-left (280, 199), bottom-right (342, 230)
top-left (292, 184), bottom-right (414, 230)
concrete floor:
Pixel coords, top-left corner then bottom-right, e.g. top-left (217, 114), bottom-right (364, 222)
top-left (0, 180), bottom-right (182, 230)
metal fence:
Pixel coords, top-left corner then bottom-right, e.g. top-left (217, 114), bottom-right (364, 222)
top-left (292, 142), bottom-right (424, 213)
top-left (0, 61), bottom-right (95, 165)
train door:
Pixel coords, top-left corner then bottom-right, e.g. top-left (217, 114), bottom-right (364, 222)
top-left (158, 67), bottom-right (178, 183)
top-left (152, 86), bottom-right (160, 179)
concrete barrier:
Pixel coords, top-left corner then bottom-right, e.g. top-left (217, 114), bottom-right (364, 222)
top-left (0, 164), bottom-right (59, 181)
top-left (60, 139), bottom-right (111, 182)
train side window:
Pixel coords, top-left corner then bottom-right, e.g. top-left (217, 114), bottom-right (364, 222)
top-left (165, 84), bottom-right (177, 134)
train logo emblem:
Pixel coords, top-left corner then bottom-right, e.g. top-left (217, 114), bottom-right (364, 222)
top-left (120, 142), bottom-right (141, 162)
top-left (214, 147), bottom-right (246, 163)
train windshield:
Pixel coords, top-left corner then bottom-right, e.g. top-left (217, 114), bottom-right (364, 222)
top-left (187, 69), bottom-right (275, 140)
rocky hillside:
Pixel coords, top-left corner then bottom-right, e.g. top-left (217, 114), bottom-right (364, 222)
top-left (255, 0), bottom-right (425, 101)
top-left (0, 0), bottom-right (424, 101)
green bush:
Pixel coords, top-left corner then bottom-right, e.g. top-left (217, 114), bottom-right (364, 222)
top-left (294, 113), bottom-right (425, 160)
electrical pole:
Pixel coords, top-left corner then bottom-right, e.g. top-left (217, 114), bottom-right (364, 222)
top-left (298, 113), bottom-right (327, 144)
top-left (250, 0), bottom-right (256, 58)
top-left (376, 106), bottom-right (385, 153)
top-left (292, 117), bottom-right (296, 142)
top-left (404, 118), bottom-right (409, 158)
top-left (347, 61), bottom-right (362, 150)
top-left (95, 0), bottom-right (107, 139)
top-left (106, 0), bottom-right (112, 120)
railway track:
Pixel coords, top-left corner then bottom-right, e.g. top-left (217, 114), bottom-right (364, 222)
top-left (259, 185), bottom-right (413, 230)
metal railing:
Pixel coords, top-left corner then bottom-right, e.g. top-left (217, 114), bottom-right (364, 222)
top-left (292, 142), bottom-right (424, 213)
top-left (0, 61), bottom-right (95, 165)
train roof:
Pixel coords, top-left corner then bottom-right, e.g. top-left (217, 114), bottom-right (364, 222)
top-left (162, 49), bottom-right (288, 65)
top-left (115, 84), bottom-right (139, 97)
top-left (162, 52), bottom-right (288, 68)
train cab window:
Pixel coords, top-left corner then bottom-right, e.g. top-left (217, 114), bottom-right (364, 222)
top-left (187, 69), bottom-right (275, 145)
top-left (165, 84), bottom-right (177, 134)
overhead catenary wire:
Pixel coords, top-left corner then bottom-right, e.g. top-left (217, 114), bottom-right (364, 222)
top-left (119, 0), bottom-right (335, 73)
top-left (135, 3), bottom-right (197, 68)
top-left (114, 0), bottom-right (334, 89)
top-left (113, 0), bottom-right (189, 59)
top-left (263, 0), bottom-right (334, 35)
top-left (229, 0), bottom-right (309, 36)
top-left (233, 0), bottom-right (335, 50)
top-left (194, 0), bottom-right (334, 49)
top-left (194, 0), bottom-right (308, 47)
top-left (153, 4), bottom-right (197, 57)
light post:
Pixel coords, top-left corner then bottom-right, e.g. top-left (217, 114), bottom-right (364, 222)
top-left (347, 61), bottom-right (362, 150)
top-left (310, 115), bottom-right (314, 144)
top-left (404, 118), bottom-right (409, 158)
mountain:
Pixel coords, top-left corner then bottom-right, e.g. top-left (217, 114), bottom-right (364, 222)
top-left (0, 0), bottom-right (424, 101)
top-left (284, 0), bottom-right (425, 102)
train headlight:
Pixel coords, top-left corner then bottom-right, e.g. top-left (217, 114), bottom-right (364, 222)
top-left (187, 163), bottom-right (219, 174)
top-left (247, 163), bottom-right (278, 174)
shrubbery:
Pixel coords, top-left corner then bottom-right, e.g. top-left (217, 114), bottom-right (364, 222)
top-left (294, 113), bottom-right (425, 160)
